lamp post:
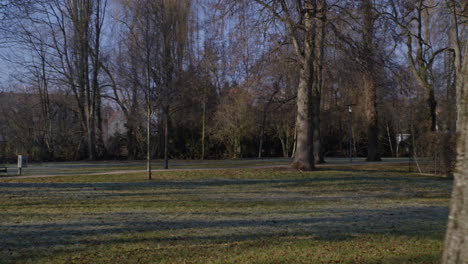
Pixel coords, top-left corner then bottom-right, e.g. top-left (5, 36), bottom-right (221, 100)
top-left (348, 104), bottom-right (353, 163)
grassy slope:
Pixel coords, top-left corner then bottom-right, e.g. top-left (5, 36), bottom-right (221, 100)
top-left (0, 164), bottom-right (452, 263)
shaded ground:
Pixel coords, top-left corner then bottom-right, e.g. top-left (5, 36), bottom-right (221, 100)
top-left (0, 164), bottom-right (452, 263)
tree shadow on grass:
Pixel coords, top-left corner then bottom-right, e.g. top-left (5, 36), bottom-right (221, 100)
top-left (0, 169), bottom-right (452, 263)
top-left (0, 170), bottom-right (452, 189)
top-left (320, 166), bottom-right (450, 179)
top-left (1, 205), bottom-right (448, 258)
top-left (0, 176), bottom-right (452, 206)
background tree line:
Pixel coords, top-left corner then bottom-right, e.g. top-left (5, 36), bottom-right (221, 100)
top-left (0, 0), bottom-right (465, 172)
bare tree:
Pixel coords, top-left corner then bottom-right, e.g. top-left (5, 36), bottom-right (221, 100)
top-left (153, 0), bottom-right (191, 169)
top-left (5, 0), bottom-right (108, 160)
top-left (114, 0), bottom-right (161, 178)
top-left (388, 0), bottom-right (449, 131)
top-left (242, 0), bottom-right (327, 170)
top-left (213, 87), bottom-right (254, 158)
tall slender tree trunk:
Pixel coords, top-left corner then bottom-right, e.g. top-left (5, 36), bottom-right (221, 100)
top-left (362, 0), bottom-right (380, 161)
top-left (147, 103), bottom-right (152, 180)
top-left (442, 41), bottom-right (468, 264)
top-left (443, 0), bottom-right (459, 177)
top-left (164, 107), bottom-right (169, 170)
top-left (291, 120), bottom-right (297, 159)
top-left (39, 53), bottom-right (53, 158)
top-left (127, 122), bottom-right (136, 160)
top-left (201, 97), bottom-right (206, 160)
top-left (312, 0), bottom-right (326, 164)
top-left (442, 2), bottom-right (467, 261)
top-left (312, 96), bottom-right (323, 163)
top-left (365, 72), bottom-right (380, 161)
top-left (81, 21), bottom-right (94, 161)
top-left (386, 122), bottom-right (394, 157)
top-left (74, 0), bottom-right (95, 160)
top-left (145, 31), bottom-right (152, 179)
top-left (92, 0), bottom-right (105, 158)
top-left (428, 88), bottom-right (438, 131)
top-left (258, 109), bottom-right (267, 158)
top-left (258, 128), bottom-right (264, 158)
top-left (280, 137), bottom-right (287, 158)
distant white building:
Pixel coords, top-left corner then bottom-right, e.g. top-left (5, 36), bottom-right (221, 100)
top-left (396, 133), bottom-right (410, 144)
top-left (104, 110), bottom-right (127, 143)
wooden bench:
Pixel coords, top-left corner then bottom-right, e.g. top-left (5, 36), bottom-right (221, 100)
top-left (0, 167), bottom-right (7, 173)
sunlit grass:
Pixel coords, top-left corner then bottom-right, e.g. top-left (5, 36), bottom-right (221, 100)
top-left (0, 163), bottom-right (452, 263)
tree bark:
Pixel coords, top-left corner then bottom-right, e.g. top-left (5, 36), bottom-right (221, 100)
top-left (92, 0), bottom-right (105, 158)
top-left (146, 102), bottom-right (152, 180)
top-left (290, 1), bottom-right (316, 170)
top-left (362, 0), bottom-right (381, 161)
top-left (164, 107), bottom-right (169, 170)
top-left (291, 113), bottom-right (297, 159)
top-left (127, 123), bottom-right (136, 160)
top-left (258, 120), bottom-right (265, 158)
top-left (291, 51), bottom-right (314, 170)
top-left (442, 2), bottom-right (468, 261)
top-left (280, 137), bottom-right (287, 158)
top-left (312, 0), bottom-right (326, 164)
top-left (365, 69), bottom-right (380, 161)
top-left (428, 88), bottom-right (437, 131)
top-left (201, 94), bottom-right (206, 160)
top-left (442, 42), bottom-right (468, 264)
top-left (410, 2), bottom-right (441, 132)
top-left (312, 95), bottom-right (324, 163)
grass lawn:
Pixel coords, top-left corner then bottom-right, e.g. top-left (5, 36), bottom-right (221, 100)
top-left (0, 163), bottom-right (452, 263)
top-left (0, 158), bottom-right (294, 177)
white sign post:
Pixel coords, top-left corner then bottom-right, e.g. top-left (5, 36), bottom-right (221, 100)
top-left (17, 155), bottom-right (28, 176)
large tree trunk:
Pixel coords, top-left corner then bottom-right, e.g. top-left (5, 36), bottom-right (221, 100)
top-left (312, 0), bottom-right (326, 164)
top-left (442, 16), bottom-right (468, 262)
top-left (362, 0), bottom-right (381, 161)
top-left (364, 67), bottom-right (380, 161)
top-left (291, 52), bottom-right (314, 170)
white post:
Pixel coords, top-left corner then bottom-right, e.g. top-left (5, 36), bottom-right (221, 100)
top-left (17, 155), bottom-right (27, 176)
